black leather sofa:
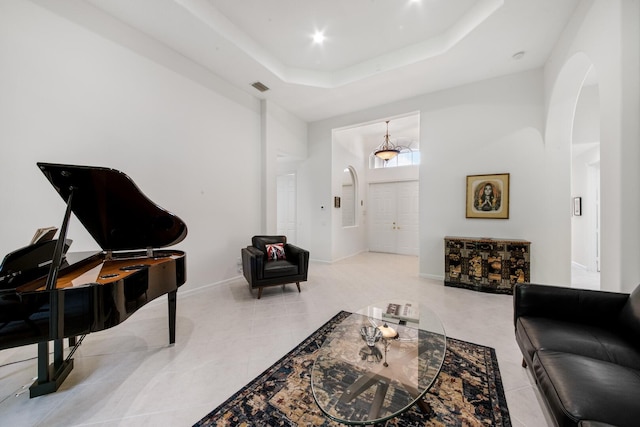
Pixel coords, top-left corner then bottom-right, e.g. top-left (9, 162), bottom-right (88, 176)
top-left (514, 283), bottom-right (640, 427)
top-left (241, 235), bottom-right (309, 299)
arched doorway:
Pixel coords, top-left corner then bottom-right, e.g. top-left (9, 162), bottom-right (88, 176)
top-left (571, 71), bottom-right (600, 289)
top-left (546, 52), bottom-right (600, 289)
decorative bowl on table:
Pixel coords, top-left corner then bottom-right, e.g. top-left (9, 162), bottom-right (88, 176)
top-left (360, 325), bottom-right (382, 347)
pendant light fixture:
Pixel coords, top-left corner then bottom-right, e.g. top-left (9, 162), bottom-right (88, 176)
top-left (373, 120), bottom-right (401, 161)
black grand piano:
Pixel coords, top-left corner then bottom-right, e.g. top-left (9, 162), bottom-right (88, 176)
top-left (0, 163), bottom-right (187, 397)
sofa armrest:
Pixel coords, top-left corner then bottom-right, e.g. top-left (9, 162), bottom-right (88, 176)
top-left (241, 246), bottom-right (265, 282)
top-left (514, 283), bottom-right (629, 328)
top-left (284, 244), bottom-right (309, 275)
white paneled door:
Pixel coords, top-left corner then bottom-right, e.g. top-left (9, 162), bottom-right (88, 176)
top-left (369, 181), bottom-right (419, 255)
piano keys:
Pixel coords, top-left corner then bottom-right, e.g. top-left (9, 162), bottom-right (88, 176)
top-left (0, 163), bottom-right (187, 397)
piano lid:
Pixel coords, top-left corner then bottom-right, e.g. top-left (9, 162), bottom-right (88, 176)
top-left (37, 162), bottom-right (187, 251)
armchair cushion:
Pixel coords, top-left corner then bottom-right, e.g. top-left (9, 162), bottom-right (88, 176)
top-left (263, 260), bottom-right (297, 278)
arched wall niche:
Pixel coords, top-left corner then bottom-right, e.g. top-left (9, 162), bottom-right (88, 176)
top-left (342, 166), bottom-right (357, 227)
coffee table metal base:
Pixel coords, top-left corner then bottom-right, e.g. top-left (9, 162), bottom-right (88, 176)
top-left (339, 371), bottom-right (432, 421)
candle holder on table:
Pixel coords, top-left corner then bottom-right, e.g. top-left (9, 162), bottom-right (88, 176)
top-left (378, 323), bottom-right (399, 367)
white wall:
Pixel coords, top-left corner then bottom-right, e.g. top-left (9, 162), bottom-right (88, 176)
top-left (0, 1), bottom-right (270, 290)
top-left (307, 70), bottom-right (550, 280)
top-left (331, 132), bottom-right (367, 261)
top-left (298, 122), bottom-right (333, 261)
top-left (305, 107), bottom-right (424, 262)
top-left (572, 85), bottom-right (600, 145)
top-left (419, 71), bottom-right (548, 282)
top-left (305, 0), bottom-right (640, 291)
top-left (367, 165), bottom-right (419, 184)
top-left (329, 118), bottom-right (421, 262)
top-left (261, 100), bottom-right (307, 234)
top-left (4, 1), bottom-right (638, 294)
top-left (545, 0), bottom-right (640, 292)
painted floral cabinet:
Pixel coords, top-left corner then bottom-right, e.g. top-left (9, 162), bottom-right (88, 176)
top-left (444, 236), bottom-right (530, 294)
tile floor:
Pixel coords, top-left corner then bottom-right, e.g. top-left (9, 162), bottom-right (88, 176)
top-left (1, 252), bottom-right (591, 426)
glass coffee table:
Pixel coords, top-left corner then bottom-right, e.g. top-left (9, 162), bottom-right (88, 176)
top-left (311, 301), bottom-right (446, 425)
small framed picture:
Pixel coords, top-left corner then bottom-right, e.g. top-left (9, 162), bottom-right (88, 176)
top-left (334, 196), bottom-right (341, 208)
top-left (466, 173), bottom-right (510, 219)
top-left (573, 197), bottom-right (582, 216)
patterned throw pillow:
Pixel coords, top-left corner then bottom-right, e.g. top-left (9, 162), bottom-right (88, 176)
top-left (265, 243), bottom-right (287, 261)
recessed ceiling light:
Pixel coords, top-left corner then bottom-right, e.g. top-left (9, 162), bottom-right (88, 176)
top-left (312, 31), bottom-right (325, 45)
top-left (512, 51), bottom-right (525, 60)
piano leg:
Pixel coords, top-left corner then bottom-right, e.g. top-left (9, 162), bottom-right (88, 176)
top-left (30, 339), bottom-right (74, 398)
top-left (30, 289), bottom-right (75, 397)
top-left (54, 338), bottom-right (64, 368)
top-left (37, 341), bottom-right (48, 384)
top-left (168, 290), bottom-right (177, 344)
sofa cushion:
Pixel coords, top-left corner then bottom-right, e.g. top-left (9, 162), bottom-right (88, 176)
top-left (263, 260), bottom-right (297, 279)
top-left (517, 316), bottom-right (640, 370)
top-left (533, 350), bottom-right (640, 427)
top-left (579, 422), bottom-right (622, 427)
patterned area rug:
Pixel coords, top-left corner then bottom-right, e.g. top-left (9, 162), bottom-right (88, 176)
top-left (194, 311), bottom-right (511, 426)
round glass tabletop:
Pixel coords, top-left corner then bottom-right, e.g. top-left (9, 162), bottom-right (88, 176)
top-left (311, 301), bottom-right (446, 425)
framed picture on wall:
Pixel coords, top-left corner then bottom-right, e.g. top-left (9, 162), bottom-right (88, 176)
top-left (466, 173), bottom-right (510, 219)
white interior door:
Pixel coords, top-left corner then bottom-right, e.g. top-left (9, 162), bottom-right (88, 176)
top-left (395, 181), bottom-right (419, 255)
top-left (277, 174), bottom-right (297, 243)
top-left (369, 183), bottom-right (396, 253)
top-left (368, 181), bottom-right (419, 255)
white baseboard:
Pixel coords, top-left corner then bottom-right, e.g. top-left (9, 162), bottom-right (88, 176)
top-left (420, 273), bottom-right (444, 281)
top-left (571, 261), bottom-right (588, 270)
top-left (309, 258), bottom-right (332, 264)
top-left (175, 275), bottom-right (243, 298)
top-left (331, 250), bottom-right (367, 264)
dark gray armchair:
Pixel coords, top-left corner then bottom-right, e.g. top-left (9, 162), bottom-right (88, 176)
top-left (241, 235), bottom-right (309, 299)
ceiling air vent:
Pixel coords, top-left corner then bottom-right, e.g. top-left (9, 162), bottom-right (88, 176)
top-left (251, 81), bottom-right (269, 92)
